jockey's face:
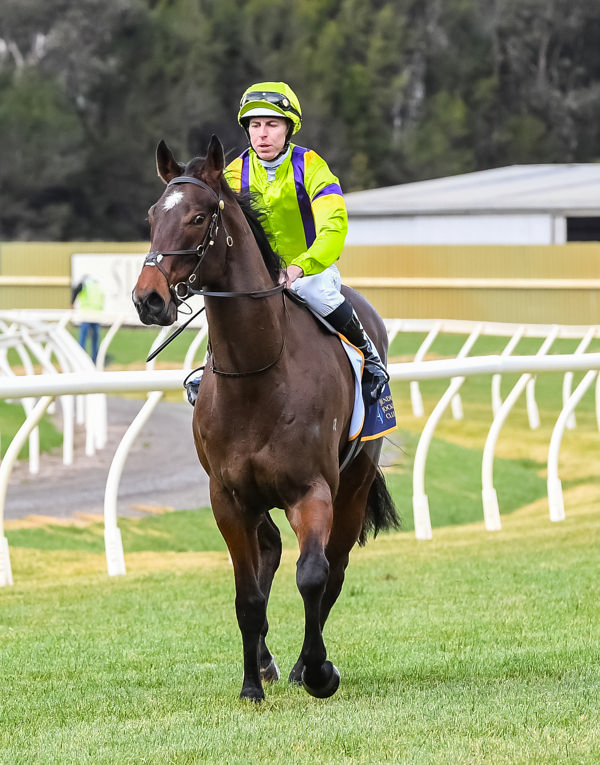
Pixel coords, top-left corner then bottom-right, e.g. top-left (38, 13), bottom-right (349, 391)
top-left (248, 117), bottom-right (288, 160)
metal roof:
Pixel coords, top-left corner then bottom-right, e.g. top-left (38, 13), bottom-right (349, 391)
top-left (345, 164), bottom-right (600, 217)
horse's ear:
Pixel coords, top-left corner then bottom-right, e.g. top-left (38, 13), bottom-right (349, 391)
top-left (156, 140), bottom-right (184, 184)
top-left (202, 134), bottom-right (225, 183)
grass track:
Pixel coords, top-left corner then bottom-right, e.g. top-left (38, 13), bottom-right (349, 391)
top-left (2, 498), bottom-right (599, 764)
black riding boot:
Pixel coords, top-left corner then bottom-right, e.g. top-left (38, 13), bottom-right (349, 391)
top-left (185, 375), bottom-right (201, 406)
top-left (327, 302), bottom-right (390, 402)
top-left (185, 352), bottom-right (208, 406)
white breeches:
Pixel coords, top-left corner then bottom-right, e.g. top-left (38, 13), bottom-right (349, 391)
top-left (289, 264), bottom-right (345, 317)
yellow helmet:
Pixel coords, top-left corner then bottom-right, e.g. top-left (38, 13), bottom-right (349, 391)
top-left (238, 81), bottom-right (302, 134)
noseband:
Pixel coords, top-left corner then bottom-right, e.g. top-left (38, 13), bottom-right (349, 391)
top-left (142, 175), bottom-right (230, 301)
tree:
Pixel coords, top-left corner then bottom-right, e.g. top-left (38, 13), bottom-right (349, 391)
top-left (1, 0), bottom-right (600, 240)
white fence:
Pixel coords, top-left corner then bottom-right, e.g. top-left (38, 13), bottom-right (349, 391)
top-left (1, 311), bottom-right (600, 586)
top-left (384, 319), bottom-right (600, 540)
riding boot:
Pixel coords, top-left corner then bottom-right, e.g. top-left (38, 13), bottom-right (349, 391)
top-left (185, 374), bottom-right (202, 406)
top-left (185, 346), bottom-right (209, 406)
top-left (327, 302), bottom-right (390, 402)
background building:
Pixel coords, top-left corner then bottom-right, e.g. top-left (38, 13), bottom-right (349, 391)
top-left (345, 164), bottom-right (600, 245)
top-left (339, 164), bottom-right (600, 324)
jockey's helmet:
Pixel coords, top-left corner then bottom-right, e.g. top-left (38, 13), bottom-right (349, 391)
top-left (238, 82), bottom-right (302, 136)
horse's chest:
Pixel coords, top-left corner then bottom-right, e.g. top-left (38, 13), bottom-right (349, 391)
top-left (193, 403), bottom-right (340, 496)
top-left (196, 419), bottom-right (292, 471)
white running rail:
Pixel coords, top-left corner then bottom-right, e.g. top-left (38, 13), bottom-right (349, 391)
top-left (1, 312), bottom-right (600, 584)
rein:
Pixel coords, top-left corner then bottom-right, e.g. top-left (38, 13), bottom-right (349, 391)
top-left (143, 174), bottom-right (286, 373)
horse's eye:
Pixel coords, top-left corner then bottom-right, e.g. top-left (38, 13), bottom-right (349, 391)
top-left (192, 214), bottom-right (206, 225)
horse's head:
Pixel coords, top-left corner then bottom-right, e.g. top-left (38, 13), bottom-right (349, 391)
top-left (132, 135), bottom-right (228, 326)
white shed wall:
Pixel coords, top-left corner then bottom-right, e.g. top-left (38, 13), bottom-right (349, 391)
top-left (346, 213), bottom-right (562, 246)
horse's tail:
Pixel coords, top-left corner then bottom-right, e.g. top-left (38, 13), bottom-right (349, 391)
top-left (359, 466), bottom-right (401, 546)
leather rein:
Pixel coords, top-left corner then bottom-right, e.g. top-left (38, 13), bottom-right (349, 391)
top-left (142, 174), bottom-right (285, 374)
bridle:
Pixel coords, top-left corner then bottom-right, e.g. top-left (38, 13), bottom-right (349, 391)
top-left (142, 174), bottom-right (284, 303)
top-left (141, 174), bottom-right (286, 373)
top-left (142, 175), bottom-right (229, 302)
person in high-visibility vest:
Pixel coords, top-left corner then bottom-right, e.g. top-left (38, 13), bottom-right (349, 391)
top-left (71, 276), bottom-right (104, 362)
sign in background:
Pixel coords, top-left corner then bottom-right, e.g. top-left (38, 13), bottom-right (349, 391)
top-left (71, 253), bottom-right (205, 324)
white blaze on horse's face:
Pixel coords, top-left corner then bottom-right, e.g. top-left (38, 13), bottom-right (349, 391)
top-left (163, 190), bottom-right (184, 211)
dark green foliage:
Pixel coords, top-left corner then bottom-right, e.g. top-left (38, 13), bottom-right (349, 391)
top-left (2, 0), bottom-right (600, 240)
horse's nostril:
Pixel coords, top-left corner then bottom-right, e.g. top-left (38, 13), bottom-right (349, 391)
top-left (146, 291), bottom-right (165, 312)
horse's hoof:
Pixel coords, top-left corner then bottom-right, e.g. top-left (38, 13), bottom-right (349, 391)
top-left (260, 657), bottom-right (281, 684)
top-left (301, 661), bottom-right (341, 698)
top-left (288, 660), bottom-right (304, 685)
top-left (240, 688), bottom-right (264, 703)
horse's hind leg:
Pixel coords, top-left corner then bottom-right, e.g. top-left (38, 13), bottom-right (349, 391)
top-left (323, 453), bottom-right (378, 618)
top-left (257, 512), bottom-right (282, 683)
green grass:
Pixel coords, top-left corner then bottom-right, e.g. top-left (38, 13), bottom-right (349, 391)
top-left (95, 325), bottom-right (206, 368)
top-left (388, 330), bottom-right (600, 361)
top-left (6, 508), bottom-right (231, 554)
top-left (2, 503), bottom-right (600, 764)
top-left (4, 325), bottom-right (204, 371)
top-left (0, 400), bottom-right (63, 458)
top-left (384, 431), bottom-right (548, 531)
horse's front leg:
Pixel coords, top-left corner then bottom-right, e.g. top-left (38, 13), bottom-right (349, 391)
top-left (211, 485), bottom-right (266, 702)
top-left (286, 480), bottom-right (340, 698)
top-left (257, 512), bottom-right (282, 683)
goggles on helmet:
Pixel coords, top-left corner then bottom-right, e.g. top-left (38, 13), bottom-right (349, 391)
top-left (240, 91), bottom-right (301, 119)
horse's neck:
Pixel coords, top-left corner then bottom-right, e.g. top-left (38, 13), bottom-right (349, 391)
top-left (205, 233), bottom-right (285, 376)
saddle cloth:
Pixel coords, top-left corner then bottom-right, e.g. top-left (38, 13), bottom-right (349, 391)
top-left (339, 337), bottom-right (397, 442)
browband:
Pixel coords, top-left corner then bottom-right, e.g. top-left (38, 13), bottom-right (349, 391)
top-left (167, 175), bottom-right (219, 201)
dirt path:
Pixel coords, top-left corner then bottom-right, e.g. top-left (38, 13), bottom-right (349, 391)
top-left (5, 397), bottom-right (210, 522)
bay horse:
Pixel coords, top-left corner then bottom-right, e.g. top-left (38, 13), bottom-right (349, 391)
top-left (132, 135), bottom-right (400, 702)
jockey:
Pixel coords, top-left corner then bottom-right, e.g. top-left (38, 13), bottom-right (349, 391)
top-left (186, 81), bottom-right (389, 405)
top-left (228, 82), bottom-right (389, 397)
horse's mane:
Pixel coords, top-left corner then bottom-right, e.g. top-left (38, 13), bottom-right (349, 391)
top-left (182, 154), bottom-right (284, 284)
top-left (233, 191), bottom-right (285, 284)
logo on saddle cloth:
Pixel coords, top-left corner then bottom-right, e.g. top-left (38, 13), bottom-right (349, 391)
top-left (340, 338), bottom-right (397, 442)
top-left (362, 383), bottom-right (396, 441)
